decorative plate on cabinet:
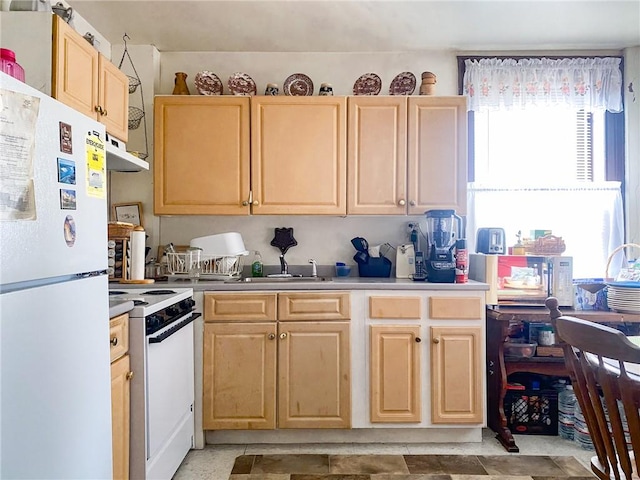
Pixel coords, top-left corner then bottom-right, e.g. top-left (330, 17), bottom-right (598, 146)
top-left (194, 71), bottom-right (223, 95)
top-left (389, 71), bottom-right (416, 95)
top-left (353, 73), bottom-right (382, 95)
top-left (283, 73), bottom-right (314, 96)
top-left (228, 72), bottom-right (257, 96)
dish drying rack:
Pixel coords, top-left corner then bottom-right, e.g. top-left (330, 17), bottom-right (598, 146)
top-left (166, 252), bottom-right (246, 280)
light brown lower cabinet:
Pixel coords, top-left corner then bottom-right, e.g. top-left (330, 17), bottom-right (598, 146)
top-left (109, 313), bottom-right (132, 480)
top-left (278, 321), bottom-right (351, 428)
top-left (430, 326), bottom-right (483, 424)
top-left (111, 354), bottom-right (131, 480)
top-left (369, 325), bottom-right (421, 423)
top-left (203, 320), bottom-right (351, 430)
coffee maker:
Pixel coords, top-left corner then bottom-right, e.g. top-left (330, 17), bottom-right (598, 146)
top-left (425, 209), bottom-right (462, 283)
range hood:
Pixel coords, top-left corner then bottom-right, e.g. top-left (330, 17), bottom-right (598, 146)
top-left (105, 138), bottom-right (149, 172)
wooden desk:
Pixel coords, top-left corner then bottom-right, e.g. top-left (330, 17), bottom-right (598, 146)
top-left (486, 306), bottom-right (640, 453)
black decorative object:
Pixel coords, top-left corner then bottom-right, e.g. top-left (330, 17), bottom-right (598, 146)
top-left (270, 228), bottom-right (298, 255)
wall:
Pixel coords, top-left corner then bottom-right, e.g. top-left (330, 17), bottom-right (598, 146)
top-left (109, 48), bottom-right (640, 269)
top-left (624, 46), bottom-right (640, 246)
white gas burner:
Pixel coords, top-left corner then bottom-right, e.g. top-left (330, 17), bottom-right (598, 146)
top-left (109, 288), bottom-right (193, 317)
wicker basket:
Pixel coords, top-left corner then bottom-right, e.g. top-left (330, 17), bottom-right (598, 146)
top-left (605, 243), bottom-right (640, 280)
top-left (108, 221), bottom-right (134, 238)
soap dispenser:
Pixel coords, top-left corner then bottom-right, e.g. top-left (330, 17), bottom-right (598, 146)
top-left (251, 250), bottom-right (263, 277)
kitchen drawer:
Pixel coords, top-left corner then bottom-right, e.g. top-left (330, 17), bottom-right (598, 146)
top-left (429, 296), bottom-right (483, 320)
top-left (278, 292), bottom-right (350, 321)
top-left (109, 313), bottom-right (129, 362)
top-left (369, 296), bottom-right (421, 319)
top-left (204, 292), bottom-right (277, 322)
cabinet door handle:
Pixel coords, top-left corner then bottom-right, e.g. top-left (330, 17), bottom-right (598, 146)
top-left (110, 337), bottom-right (118, 346)
top-left (242, 201), bottom-right (249, 206)
top-left (409, 200), bottom-right (416, 206)
top-left (102, 109), bottom-right (108, 117)
top-left (415, 337), bottom-right (422, 343)
top-left (252, 200), bottom-right (259, 206)
top-left (268, 333), bottom-right (275, 340)
top-left (398, 199), bottom-right (406, 206)
top-left (94, 105), bottom-right (104, 115)
top-left (279, 332), bottom-right (287, 339)
top-left (433, 337), bottom-right (440, 344)
top-left (126, 371), bottom-right (134, 380)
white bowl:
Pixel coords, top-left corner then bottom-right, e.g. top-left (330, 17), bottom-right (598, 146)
top-left (190, 232), bottom-right (248, 256)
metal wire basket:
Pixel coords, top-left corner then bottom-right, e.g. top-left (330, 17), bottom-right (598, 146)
top-left (127, 75), bottom-right (141, 94)
top-left (128, 106), bottom-right (145, 130)
top-left (166, 252), bottom-right (246, 278)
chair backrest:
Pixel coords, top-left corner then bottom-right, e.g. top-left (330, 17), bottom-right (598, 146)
top-left (546, 297), bottom-right (640, 480)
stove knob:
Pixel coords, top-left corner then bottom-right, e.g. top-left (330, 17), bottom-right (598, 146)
top-left (147, 314), bottom-right (162, 331)
top-left (166, 306), bottom-right (179, 317)
top-left (180, 299), bottom-right (194, 310)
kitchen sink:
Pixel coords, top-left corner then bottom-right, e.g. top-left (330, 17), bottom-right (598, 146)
top-left (225, 276), bottom-right (333, 283)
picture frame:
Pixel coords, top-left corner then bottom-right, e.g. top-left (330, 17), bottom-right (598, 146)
top-left (113, 202), bottom-right (143, 227)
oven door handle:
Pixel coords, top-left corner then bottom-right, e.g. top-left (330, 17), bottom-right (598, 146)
top-left (148, 312), bottom-right (201, 344)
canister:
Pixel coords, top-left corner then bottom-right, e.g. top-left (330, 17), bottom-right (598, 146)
top-left (538, 326), bottom-right (556, 346)
top-left (0, 49), bottom-right (25, 82)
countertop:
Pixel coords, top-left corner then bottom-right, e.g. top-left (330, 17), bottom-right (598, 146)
top-left (109, 299), bottom-right (134, 318)
top-left (110, 277), bottom-right (489, 292)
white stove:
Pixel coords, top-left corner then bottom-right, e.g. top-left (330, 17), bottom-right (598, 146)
top-left (109, 287), bottom-right (196, 480)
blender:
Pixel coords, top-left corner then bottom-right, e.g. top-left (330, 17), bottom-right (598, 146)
top-left (425, 209), bottom-right (462, 283)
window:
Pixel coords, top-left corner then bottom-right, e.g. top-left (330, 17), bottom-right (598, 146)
top-left (460, 56), bottom-right (625, 279)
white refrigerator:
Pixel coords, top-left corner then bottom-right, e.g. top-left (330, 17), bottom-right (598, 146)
top-left (0, 73), bottom-right (113, 479)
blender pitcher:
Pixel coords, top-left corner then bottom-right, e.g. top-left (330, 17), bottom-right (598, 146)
top-left (425, 209), bottom-right (462, 283)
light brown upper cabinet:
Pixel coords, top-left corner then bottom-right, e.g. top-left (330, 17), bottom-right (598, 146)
top-left (251, 96), bottom-right (347, 215)
top-left (154, 96), bottom-right (251, 215)
top-left (347, 96), bottom-right (467, 215)
top-left (52, 15), bottom-right (129, 142)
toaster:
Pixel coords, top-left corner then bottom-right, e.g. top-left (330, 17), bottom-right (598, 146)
top-left (476, 228), bottom-right (506, 254)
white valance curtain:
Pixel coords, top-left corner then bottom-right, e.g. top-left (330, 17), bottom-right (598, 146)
top-left (467, 183), bottom-right (625, 279)
top-left (463, 57), bottom-right (623, 112)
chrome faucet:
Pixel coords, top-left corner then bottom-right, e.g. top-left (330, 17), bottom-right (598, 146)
top-left (308, 258), bottom-right (317, 277)
top-left (279, 255), bottom-right (288, 275)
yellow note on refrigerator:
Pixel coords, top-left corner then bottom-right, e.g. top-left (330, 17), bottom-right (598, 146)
top-left (85, 131), bottom-right (105, 198)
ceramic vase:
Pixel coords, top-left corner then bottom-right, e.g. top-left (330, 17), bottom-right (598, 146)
top-left (172, 72), bottom-right (190, 95)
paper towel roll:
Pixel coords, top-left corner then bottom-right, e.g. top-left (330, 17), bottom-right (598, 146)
top-left (130, 226), bottom-right (146, 280)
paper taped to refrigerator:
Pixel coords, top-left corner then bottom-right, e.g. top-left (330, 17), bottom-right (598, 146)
top-left (0, 88), bottom-right (39, 221)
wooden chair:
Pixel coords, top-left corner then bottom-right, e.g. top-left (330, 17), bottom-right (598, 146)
top-left (546, 297), bottom-right (640, 480)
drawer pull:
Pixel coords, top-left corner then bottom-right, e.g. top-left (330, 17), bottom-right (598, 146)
top-left (279, 332), bottom-right (287, 339)
top-left (398, 199), bottom-right (406, 206)
top-left (110, 337), bottom-right (118, 346)
top-left (268, 333), bottom-right (276, 340)
top-left (433, 337), bottom-right (440, 344)
top-left (126, 371), bottom-right (134, 381)
top-left (415, 337), bottom-right (422, 343)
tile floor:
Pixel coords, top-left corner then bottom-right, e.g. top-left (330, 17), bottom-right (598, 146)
top-left (172, 429), bottom-right (596, 480)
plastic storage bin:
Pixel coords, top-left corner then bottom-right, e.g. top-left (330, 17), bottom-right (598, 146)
top-left (504, 341), bottom-right (537, 358)
top-left (357, 256), bottom-right (391, 278)
top-left (504, 388), bottom-right (558, 435)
